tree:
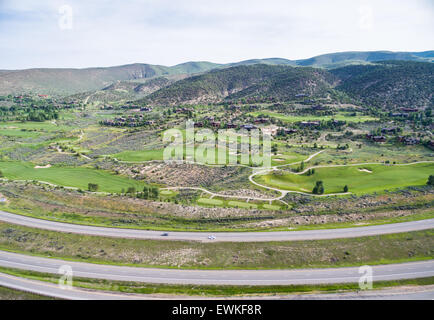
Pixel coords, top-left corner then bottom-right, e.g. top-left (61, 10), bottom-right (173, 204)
top-left (151, 187), bottom-right (159, 199)
top-left (344, 185), bottom-right (349, 193)
top-left (428, 175), bottom-right (434, 186)
top-left (0, 170), bottom-right (3, 178)
top-left (298, 161), bottom-right (305, 172)
top-left (142, 186), bottom-right (150, 199)
top-left (127, 187), bottom-right (136, 194)
top-left (88, 183), bottom-right (99, 192)
top-left (313, 181), bottom-right (324, 195)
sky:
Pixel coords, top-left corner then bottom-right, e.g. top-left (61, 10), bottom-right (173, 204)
top-left (0, 0), bottom-right (433, 69)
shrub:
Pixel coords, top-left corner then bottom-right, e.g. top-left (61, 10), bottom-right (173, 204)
top-left (88, 183), bottom-right (99, 192)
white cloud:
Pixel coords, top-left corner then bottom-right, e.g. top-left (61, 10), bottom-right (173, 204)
top-left (0, 0), bottom-right (432, 69)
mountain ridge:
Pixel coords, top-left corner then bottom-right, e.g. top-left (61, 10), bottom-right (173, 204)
top-left (0, 50), bottom-right (432, 96)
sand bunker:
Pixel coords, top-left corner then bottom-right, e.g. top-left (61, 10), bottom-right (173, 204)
top-left (35, 164), bottom-right (52, 169)
top-left (358, 168), bottom-right (373, 173)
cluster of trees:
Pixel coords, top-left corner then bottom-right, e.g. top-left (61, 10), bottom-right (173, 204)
top-left (137, 186), bottom-right (160, 200)
top-left (311, 182), bottom-right (348, 194)
top-left (337, 143), bottom-right (350, 150)
top-left (428, 175), bottom-right (434, 186)
top-left (312, 181), bottom-right (324, 195)
top-left (296, 161), bottom-right (305, 173)
top-left (141, 64), bottom-right (334, 106)
top-left (87, 184), bottom-right (161, 199)
top-left (332, 61), bottom-right (434, 109)
top-left (0, 95), bottom-right (63, 122)
top-left (88, 183), bottom-right (99, 192)
top-left (306, 169), bottom-right (315, 176)
top-left (27, 109), bottom-right (59, 122)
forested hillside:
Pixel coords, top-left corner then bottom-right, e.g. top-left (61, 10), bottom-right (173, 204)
top-left (332, 61), bottom-right (434, 108)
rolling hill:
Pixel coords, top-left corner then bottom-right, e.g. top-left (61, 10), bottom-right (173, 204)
top-left (297, 51), bottom-right (434, 68)
top-left (0, 62), bottom-right (220, 96)
top-left (0, 50), bottom-right (432, 97)
top-left (141, 64), bottom-right (337, 105)
top-left (143, 60), bottom-right (434, 107)
top-left (332, 61), bottom-right (434, 108)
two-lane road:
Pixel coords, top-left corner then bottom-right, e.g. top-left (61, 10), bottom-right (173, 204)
top-left (1, 210), bottom-right (433, 242)
top-left (1, 272), bottom-right (433, 300)
top-left (1, 251), bottom-right (433, 286)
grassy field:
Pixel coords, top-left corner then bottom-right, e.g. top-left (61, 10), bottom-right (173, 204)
top-left (249, 111), bottom-right (378, 123)
top-left (197, 198), bottom-right (224, 206)
top-left (0, 222), bottom-right (432, 270)
top-left (113, 149), bottom-right (164, 162)
top-left (0, 161), bottom-right (146, 193)
top-left (0, 121), bottom-right (74, 132)
top-left (0, 129), bottom-right (42, 138)
top-left (0, 285), bottom-right (54, 300)
top-left (113, 145), bottom-right (308, 168)
top-left (256, 163), bottom-right (434, 194)
top-left (196, 197), bottom-right (283, 210)
top-left (310, 145), bottom-right (434, 166)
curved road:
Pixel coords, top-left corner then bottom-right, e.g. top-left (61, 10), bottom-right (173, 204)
top-left (1, 210), bottom-right (433, 242)
top-left (1, 272), bottom-right (433, 300)
top-left (0, 251), bottom-right (433, 286)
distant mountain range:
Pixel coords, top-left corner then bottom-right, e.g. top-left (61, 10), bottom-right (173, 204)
top-left (0, 50), bottom-right (432, 96)
top-left (141, 61), bottom-right (433, 109)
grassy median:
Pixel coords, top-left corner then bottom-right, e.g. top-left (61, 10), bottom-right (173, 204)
top-left (0, 222), bottom-right (433, 270)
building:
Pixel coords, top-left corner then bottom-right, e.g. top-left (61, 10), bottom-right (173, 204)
top-left (261, 125), bottom-right (279, 136)
top-left (254, 118), bottom-right (268, 124)
top-left (367, 134), bottom-right (386, 143)
top-left (400, 108), bottom-right (418, 113)
top-left (397, 136), bottom-right (420, 145)
top-left (241, 124), bottom-right (257, 131)
top-left (381, 127), bottom-right (399, 134)
top-left (299, 121), bottom-right (320, 127)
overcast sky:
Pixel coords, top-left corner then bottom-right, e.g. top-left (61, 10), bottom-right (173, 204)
top-left (0, 0), bottom-right (433, 69)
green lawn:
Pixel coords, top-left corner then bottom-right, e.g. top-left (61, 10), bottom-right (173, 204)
top-left (0, 129), bottom-right (42, 138)
top-left (197, 198), bottom-right (224, 206)
top-left (0, 161), bottom-right (146, 193)
top-left (0, 121), bottom-right (73, 132)
top-left (256, 163), bottom-right (434, 194)
top-left (249, 111), bottom-right (378, 123)
top-left (228, 200), bottom-right (258, 209)
top-left (114, 149), bottom-right (165, 162)
top-left (262, 204), bottom-right (281, 210)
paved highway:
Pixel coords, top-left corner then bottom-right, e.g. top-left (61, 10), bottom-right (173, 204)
top-left (1, 251), bottom-right (433, 286)
top-left (1, 271), bottom-right (434, 300)
top-left (1, 210), bottom-right (433, 242)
